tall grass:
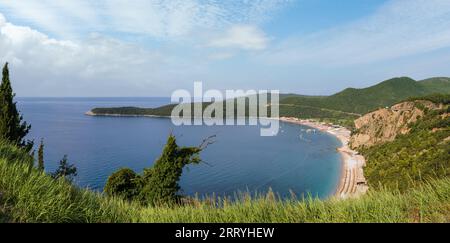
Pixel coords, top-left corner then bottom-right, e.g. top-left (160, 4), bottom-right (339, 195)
top-left (138, 179), bottom-right (450, 223)
top-left (0, 142), bottom-right (140, 223)
top-left (0, 142), bottom-right (449, 223)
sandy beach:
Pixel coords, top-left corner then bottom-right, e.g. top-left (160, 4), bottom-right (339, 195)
top-left (279, 117), bottom-right (368, 199)
top-left (87, 110), bottom-right (369, 199)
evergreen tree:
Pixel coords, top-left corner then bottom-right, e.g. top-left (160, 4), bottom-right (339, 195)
top-left (52, 155), bottom-right (77, 182)
top-left (0, 63), bottom-right (32, 151)
top-left (139, 134), bottom-right (214, 205)
top-left (37, 138), bottom-right (44, 171)
top-left (105, 134), bottom-right (214, 205)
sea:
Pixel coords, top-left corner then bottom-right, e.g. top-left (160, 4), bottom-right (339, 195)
top-left (17, 97), bottom-right (342, 199)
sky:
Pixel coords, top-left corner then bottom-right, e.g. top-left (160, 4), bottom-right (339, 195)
top-left (1, 0), bottom-right (450, 97)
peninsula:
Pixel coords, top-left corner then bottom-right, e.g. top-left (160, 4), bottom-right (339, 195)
top-left (86, 77), bottom-right (450, 199)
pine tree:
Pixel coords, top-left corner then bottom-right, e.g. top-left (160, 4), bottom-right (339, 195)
top-left (37, 138), bottom-right (44, 171)
top-left (139, 134), bottom-right (213, 205)
top-left (105, 134), bottom-right (214, 205)
top-left (0, 63), bottom-right (32, 151)
top-left (51, 155), bottom-right (77, 182)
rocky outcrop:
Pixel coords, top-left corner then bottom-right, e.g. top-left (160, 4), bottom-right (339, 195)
top-left (350, 100), bottom-right (442, 149)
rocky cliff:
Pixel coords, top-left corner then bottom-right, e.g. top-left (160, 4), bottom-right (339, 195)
top-left (350, 100), bottom-right (442, 149)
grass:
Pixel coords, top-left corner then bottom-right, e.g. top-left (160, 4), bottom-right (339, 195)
top-left (139, 181), bottom-right (450, 223)
top-left (0, 142), bottom-right (449, 223)
top-left (0, 142), bottom-right (139, 223)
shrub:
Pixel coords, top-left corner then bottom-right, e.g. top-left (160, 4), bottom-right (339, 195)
top-left (104, 168), bottom-right (141, 201)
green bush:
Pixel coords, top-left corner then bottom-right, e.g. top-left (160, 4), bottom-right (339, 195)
top-left (104, 168), bottom-right (141, 201)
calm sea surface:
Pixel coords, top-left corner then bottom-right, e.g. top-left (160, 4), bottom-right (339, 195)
top-left (17, 97), bottom-right (342, 199)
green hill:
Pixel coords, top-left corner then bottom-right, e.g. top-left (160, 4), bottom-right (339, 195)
top-left (358, 95), bottom-right (450, 191)
top-left (89, 76), bottom-right (450, 128)
top-left (419, 77), bottom-right (450, 93)
top-left (91, 104), bottom-right (178, 117)
top-left (281, 77), bottom-right (450, 114)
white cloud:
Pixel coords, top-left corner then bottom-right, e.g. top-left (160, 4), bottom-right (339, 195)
top-left (260, 0), bottom-right (450, 66)
top-left (0, 0), bottom-right (288, 39)
top-left (0, 0), bottom-right (99, 39)
top-left (0, 1), bottom-right (291, 96)
top-left (208, 25), bottom-right (269, 50)
top-left (0, 13), bottom-right (5, 26)
top-left (0, 15), bottom-right (197, 96)
top-left (2, 0), bottom-right (450, 97)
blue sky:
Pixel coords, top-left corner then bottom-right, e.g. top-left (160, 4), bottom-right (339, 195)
top-left (264, 0), bottom-right (387, 37)
top-left (0, 0), bottom-right (449, 97)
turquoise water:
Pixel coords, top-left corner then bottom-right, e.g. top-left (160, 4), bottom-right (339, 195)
top-left (17, 97), bottom-right (342, 199)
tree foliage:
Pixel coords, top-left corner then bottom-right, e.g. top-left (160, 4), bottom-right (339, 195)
top-left (0, 63), bottom-right (32, 151)
top-left (105, 134), bottom-right (212, 206)
top-left (362, 101), bottom-right (450, 191)
top-left (91, 77), bottom-right (450, 129)
top-left (51, 155), bottom-right (77, 182)
top-left (37, 139), bottom-right (44, 171)
top-left (139, 134), bottom-right (205, 205)
top-left (104, 168), bottom-right (141, 201)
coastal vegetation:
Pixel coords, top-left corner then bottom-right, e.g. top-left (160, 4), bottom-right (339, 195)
top-left (0, 63), bottom-right (33, 152)
top-left (360, 95), bottom-right (450, 191)
top-left (1, 98), bottom-right (449, 222)
top-left (37, 139), bottom-right (45, 171)
top-left (89, 77), bottom-right (450, 128)
top-left (51, 155), bottom-right (78, 182)
top-left (1, 144), bottom-right (449, 223)
top-left (105, 134), bottom-right (213, 206)
top-left (37, 139), bottom-right (44, 171)
top-left (280, 77), bottom-right (450, 115)
top-left (91, 104), bottom-right (178, 117)
top-left (0, 62), bottom-right (449, 222)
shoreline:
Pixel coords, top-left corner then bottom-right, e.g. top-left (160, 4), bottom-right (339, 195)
top-left (87, 111), bottom-right (368, 199)
top-left (85, 111), bottom-right (171, 118)
top-left (279, 117), bottom-right (368, 199)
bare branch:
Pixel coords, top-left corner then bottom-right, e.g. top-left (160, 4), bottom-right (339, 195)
top-left (199, 134), bottom-right (217, 150)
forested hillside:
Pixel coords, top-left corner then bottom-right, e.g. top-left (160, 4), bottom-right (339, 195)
top-left (90, 77), bottom-right (450, 128)
top-left (354, 94), bottom-right (450, 191)
top-left (280, 77), bottom-right (450, 114)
